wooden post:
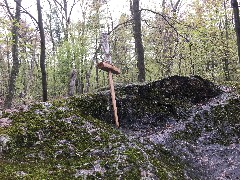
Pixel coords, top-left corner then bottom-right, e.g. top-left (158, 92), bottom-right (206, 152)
top-left (97, 61), bottom-right (120, 128)
top-left (97, 33), bottom-right (120, 128)
top-left (108, 71), bottom-right (119, 127)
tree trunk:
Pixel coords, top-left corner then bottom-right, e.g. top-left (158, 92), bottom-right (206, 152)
top-left (95, 36), bottom-right (99, 89)
top-left (63, 0), bottom-right (69, 41)
top-left (223, 0), bottom-right (230, 81)
top-left (130, 0), bottom-right (145, 82)
top-left (189, 43), bottom-right (195, 75)
top-left (85, 71), bottom-right (90, 93)
top-left (4, 0), bottom-right (22, 109)
top-left (26, 40), bottom-right (36, 96)
top-left (37, 0), bottom-right (48, 101)
top-left (231, 0), bottom-right (240, 64)
top-left (68, 69), bottom-right (77, 96)
top-left (48, 2), bottom-right (56, 52)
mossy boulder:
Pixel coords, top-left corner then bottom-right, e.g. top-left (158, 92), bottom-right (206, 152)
top-left (0, 75), bottom-right (239, 179)
top-left (69, 75), bottom-right (222, 128)
top-left (0, 96), bottom-right (185, 179)
top-left (174, 97), bottom-right (240, 145)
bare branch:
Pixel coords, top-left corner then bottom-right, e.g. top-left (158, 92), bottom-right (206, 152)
top-left (68, 0), bottom-right (77, 23)
top-left (3, 0), bottom-right (14, 19)
top-left (108, 19), bottom-right (132, 35)
top-left (53, 0), bottom-right (64, 10)
top-left (46, 0), bottom-right (61, 23)
top-left (171, 0), bottom-right (181, 13)
top-left (141, 8), bottom-right (189, 42)
top-left (13, 0), bottom-right (38, 24)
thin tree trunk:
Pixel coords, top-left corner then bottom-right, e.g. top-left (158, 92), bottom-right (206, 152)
top-left (95, 36), bottom-right (99, 89)
top-left (211, 58), bottom-right (215, 82)
top-left (4, 0), bottom-right (22, 109)
top-left (26, 40), bottom-right (36, 96)
top-left (68, 69), bottom-right (77, 96)
top-left (231, 0), bottom-right (240, 64)
top-left (49, 15), bottom-right (56, 52)
top-left (6, 37), bottom-right (11, 77)
top-left (223, 0), bottom-right (230, 81)
top-left (96, 66), bottom-right (99, 89)
top-left (37, 0), bottom-right (48, 101)
top-left (189, 43), bottom-right (195, 75)
top-left (178, 58), bottom-right (182, 75)
top-left (63, 0), bottom-right (69, 41)
top-left (85, 71), bottom-right (90, 93)
top-left (130, 0), bottom-right (145, 82)
top-left (22, 28), bottom-right (28, 96)
top-left (6, 37), bottom-right (10, 96)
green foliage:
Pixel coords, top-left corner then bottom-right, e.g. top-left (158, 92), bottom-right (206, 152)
top-left (1, 0), bottom-right (239, 103)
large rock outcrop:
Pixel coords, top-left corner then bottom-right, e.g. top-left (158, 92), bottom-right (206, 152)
top-left (0, 75), bottom-right (239, 179)
top-left (69, 75), bottom-right (222, 128)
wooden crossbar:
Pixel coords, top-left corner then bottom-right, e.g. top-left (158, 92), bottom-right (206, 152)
top-left (97, 61), bottom-right (120, 75)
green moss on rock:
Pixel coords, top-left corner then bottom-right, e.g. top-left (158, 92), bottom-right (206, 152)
top-left (1, 76), bottom-right (228, 179)
top-left (0, 97), bottom-right (186, 179)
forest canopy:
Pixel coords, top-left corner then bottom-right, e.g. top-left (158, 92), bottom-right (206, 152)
top-left (0, 0), bottom-right (239, 108)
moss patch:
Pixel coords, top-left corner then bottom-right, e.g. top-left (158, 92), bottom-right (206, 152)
top-left (0, 97), bottom-right (185, 179)
top-left (1, 76), bottom-right (230, 179)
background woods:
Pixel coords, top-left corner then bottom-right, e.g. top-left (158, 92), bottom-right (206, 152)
top-left (0, 0), bottom-right (239, 108)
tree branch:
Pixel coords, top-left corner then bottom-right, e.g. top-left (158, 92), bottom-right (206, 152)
top-left (170, 0), bottom-right (181, 12)
top-left (68, 0), bottom-right (77, 23)
top-left (46, 0), bottom-right (61, 23)
top-left (108, 19), bottom-right (133, 35)
top-left (141, 8), bottom-right (190, 42)
top-left (13, 0), bottom-right (38, 24)
top-left (53, 0), bottom-right (64, 10)
top-left (3, 0), bottom-right (14, 20)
